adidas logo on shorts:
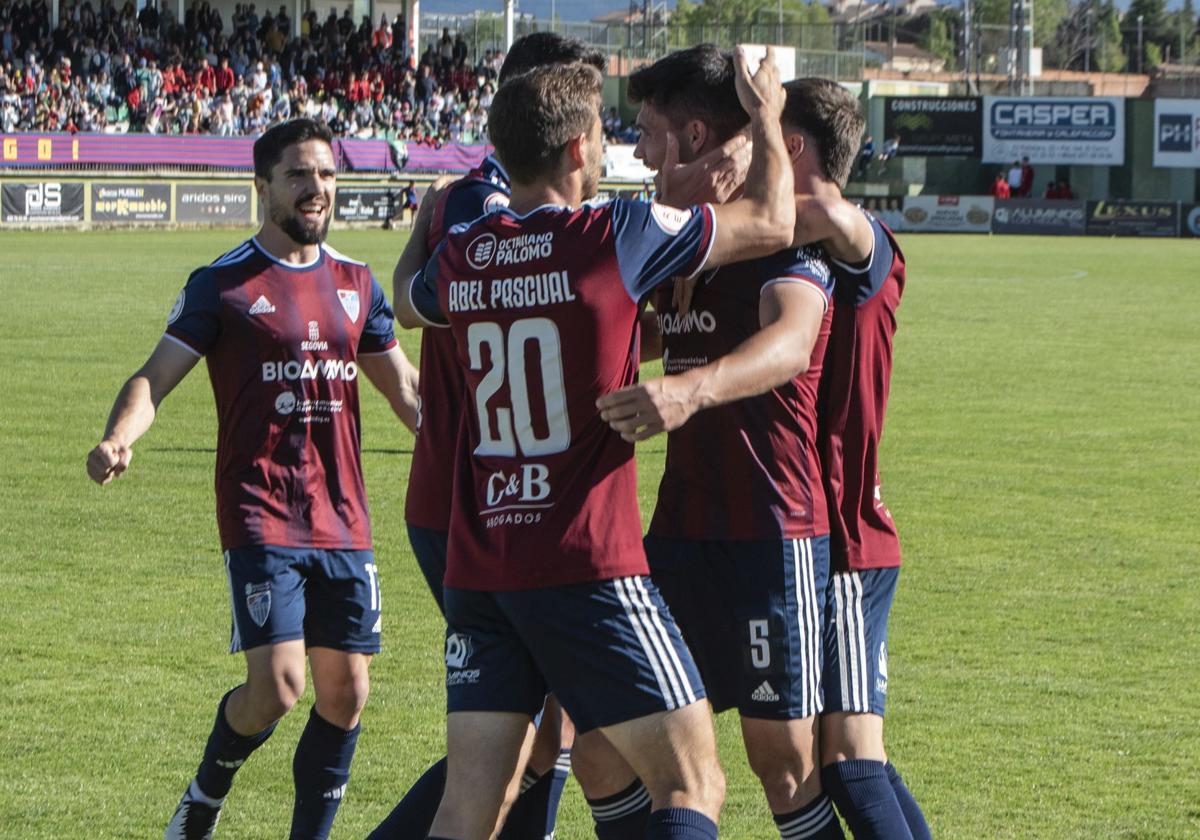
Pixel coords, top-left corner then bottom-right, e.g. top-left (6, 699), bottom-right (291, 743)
top-left (751, 680), bottom-right (780, 703)
top-left (248, 295), bottom-right (276, 315)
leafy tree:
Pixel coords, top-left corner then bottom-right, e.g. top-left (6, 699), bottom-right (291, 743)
top-left (921, 10), bottom-right (959, 69)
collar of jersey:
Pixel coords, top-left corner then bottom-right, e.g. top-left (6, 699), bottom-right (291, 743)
top-left (497, 197), bottom-right (613, 221)
top-left (251, 236), bottom-right (324, 271)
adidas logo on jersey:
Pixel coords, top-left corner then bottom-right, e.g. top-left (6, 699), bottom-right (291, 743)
top-left (248, 295), bottom-right (276, 315)
top-left (751, 681), bottom-right (780, 703)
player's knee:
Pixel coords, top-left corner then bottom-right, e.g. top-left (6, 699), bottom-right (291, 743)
top-left (315, 671), bottom-right (370, 728)
top-left (748, 754), bottom-right (822, 812)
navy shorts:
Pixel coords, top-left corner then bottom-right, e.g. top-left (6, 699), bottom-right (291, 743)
top-left (407, 524), bottom-right (449, 615)
top-left (442, 576), bottom-right (705, 734)
top-left (224, 546), bottom-right (382, 654)
top-left (822, 567), bottom-right (899, 717)
top-left (646, 534), bottom-right (830, 720)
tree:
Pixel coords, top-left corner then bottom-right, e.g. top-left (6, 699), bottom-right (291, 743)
top-left (669, 0), bottom-right (837, 51)
top-left (921, 10), bottom-right (959, 69)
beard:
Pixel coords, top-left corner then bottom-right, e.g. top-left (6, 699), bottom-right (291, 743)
top-left (581, 147), bottom-right (603, 201)
top-left (271, 198), bottom-right (330, 245)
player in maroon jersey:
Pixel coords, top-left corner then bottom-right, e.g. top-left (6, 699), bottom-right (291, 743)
top-left (369, 34), bottom-right (609, 840)
top-left (86, 119), bottom-right (420, 840)
top-left (395, 52), bottom-right (797, 840)
top-left (594, 45), bottom-right (843, 840)
top-left (613, 68), bottom-right (931, 840)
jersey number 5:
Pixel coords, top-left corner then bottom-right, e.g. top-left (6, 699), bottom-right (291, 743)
top-left (468, 317), bottom-right (571, 457)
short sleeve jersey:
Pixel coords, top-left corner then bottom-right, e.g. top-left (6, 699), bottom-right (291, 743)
top-left (818, 213), bottom-right (906, 571)
top-left (648, 247), bottom-right (835, 541)
top-left (405, 156), bottom-right (511, 530)
top-left (165, 238), bottom-right (398, 551)
top-left (410, 199), bottom-right (715, 591)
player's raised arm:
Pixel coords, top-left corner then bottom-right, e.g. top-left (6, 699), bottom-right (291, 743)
top-left (699, 47), bottom-right (795, 268)
top-left (87, 337), bottom-right (200, 485)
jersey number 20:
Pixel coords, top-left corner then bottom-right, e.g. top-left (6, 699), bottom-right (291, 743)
top-left (468, 318), bottom-right (571, 457)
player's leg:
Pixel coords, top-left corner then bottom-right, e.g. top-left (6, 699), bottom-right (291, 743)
top-left (498, 696), bottom-right (575, 839)
top-left (428, 711), bottom-right (538, 840)
top-left (429, 587), bottom-right (548, 839)
top-left (820, 568), bottom-right (928, 840)
top-left (166, 548), bottom-right (309, 839)
top-left (504, 577), bottom-right (724, 839)
top-left (288, 549), bottom-right (381, 839)
top-left (365, 525), bottom-right (451, 840)
top-left (736, 537), bottom-right (842, 839)
top-left (571, 730), bottom-right (651, 839)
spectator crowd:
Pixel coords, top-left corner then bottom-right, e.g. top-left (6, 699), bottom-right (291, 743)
top-left (0, 0), bottom-right (510, 145)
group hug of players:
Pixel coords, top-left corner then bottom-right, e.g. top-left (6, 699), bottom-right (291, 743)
top-left (86, 30), bottom-right (927, 840)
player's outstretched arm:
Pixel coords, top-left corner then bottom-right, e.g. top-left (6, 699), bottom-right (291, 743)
top-left (87, 337), bottom-right (200, 485)
top-left (700, 48), bottom-right (795, 269)
top-left (358, 346), bottom-right (421, 433)
top-left (392, 176), bottom-right (453, 329)
top-left (793, 195), bottom-right (874, 265)
top-left (599, 280), bottom-right (826, 442)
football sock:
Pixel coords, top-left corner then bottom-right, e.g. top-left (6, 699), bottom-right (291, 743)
top-left (365, 757), bottom-right (447, 840)
top-left (586, 778), bottom-right (652, 839)
top-left (499, 749), bottom-right (571, 839)
top-left (885, 763), bottom-right (932, 840)
top-left (773, 795), bottom-right (845, 839)
top-left (194, 686), bottom-right (277, 801)
top-left (821, 760), bottom-right (913, 840)
top-left (290, 708), bottom-right (360, 840)
top-left (646, 807), bottom-right (719, 840)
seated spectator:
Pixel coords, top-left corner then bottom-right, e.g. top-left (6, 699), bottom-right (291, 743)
top-left (1056, 180), bottom-right (1073, 200)
top-left (1043, 181), bottom-right (1058, 199)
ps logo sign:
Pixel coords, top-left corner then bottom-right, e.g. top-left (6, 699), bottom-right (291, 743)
top-left (1158, 115), bottom-right (1194, 152)
top-left (25, 183), bottom-right (62, 211)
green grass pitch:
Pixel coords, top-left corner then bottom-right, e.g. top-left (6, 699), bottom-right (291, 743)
top-left (1, 228), bottom-right (1198, 839)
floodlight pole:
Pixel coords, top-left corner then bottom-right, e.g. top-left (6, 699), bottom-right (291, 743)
top-left (505, 0), bottom-right (515, 50)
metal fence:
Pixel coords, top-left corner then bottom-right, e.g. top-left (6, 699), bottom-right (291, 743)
top-left (419, 14), bottom-right (867, 81)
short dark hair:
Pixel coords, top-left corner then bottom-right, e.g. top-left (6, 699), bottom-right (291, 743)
top-left (498, 32), bottom-right (607, 84)
top-left (781, 78), bottom-right (864, 188)
top-left (627, 44), bottom-right (747, 144)
top-left (252, 118), bottom-right (334, 179)
top-left (488, 63), bottom-right (603, 186)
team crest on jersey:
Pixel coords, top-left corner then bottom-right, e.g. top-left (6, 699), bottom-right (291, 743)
top-left (337, 289), bottom-right (360, 323)
top-left (466, 232), bottom-right (498, 269)
top-left (274, 391), bottom-right (296, 415)
top-left (483, 192), bottom-right (510, 213)
top-left (650, 202), bottom-right (692, 235)
top-left (167, 289), bottom-right (185, 324)
top-left (245, 582), bottom-right (272, 627)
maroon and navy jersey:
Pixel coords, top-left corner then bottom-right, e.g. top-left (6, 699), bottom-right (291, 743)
top-left (405, 156), bottom-right (511, 530)
top-left (818, 213), bottom-right (906, 571)
top-left (410, 199), bottom-right (716, 590)
top-left (164, 238), bottom-right (398, 551)
top-left (648, 247), bottom-right (834, 541)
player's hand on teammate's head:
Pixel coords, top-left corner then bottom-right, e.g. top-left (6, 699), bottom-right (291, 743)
top-left (87, 439), bottom-right (132, 485)
top-left (734, 46), bottom-right (784, 123)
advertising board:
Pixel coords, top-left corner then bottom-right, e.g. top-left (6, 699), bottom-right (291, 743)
top-left (1152, 99), bottom-right (1200, 168)
top-left (1, 181), bottom-right (85, 223)
top-left (1182, 204), bottom-right (1200, 237)
top-left (1085, 200), bottom-right (1180, 237)
top-left (991, 199), bottom-right (1086, 236)
top-left (982, 97), bottom-right (1125, 165)
top-left (175, 184), bottom-right (253, 223)
top-left (900, 195), bottom-right (994, 232)
top-left (334, 187), bottom-right (400, 222)
top-left (883, 97), bottom-right (981, 156)
top-left (91, 182), bottom-right (170, 222)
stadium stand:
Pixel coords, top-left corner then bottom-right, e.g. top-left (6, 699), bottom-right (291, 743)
top-left (0, 0), bottom-right (506, 142)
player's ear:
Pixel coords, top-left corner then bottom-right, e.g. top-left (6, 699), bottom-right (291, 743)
top-left (784, 130), bottom-right (805, 162)
top-left (565, 131), bottom-right (587, 170)
top-left (684, 119), bottom-right (708, 157)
